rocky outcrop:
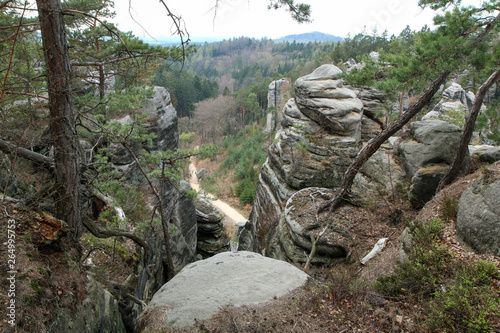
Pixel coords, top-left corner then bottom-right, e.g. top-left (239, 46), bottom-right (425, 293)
top-left (456, 175), bottom-right (500, 256)
top-left (423, 82), bottom-right (477, 122)
top-left (396, 120), bottom-right (470, 208)
top-left (470, 145), bottom-right (500, 163)
top-left (268, 78), bottom-right (289, 108)
top-left (250, 64), bottom-right (402, 263)
top-left (265, 78), bottom-right (291, 133)
top-left (195, 198), bottom-right (228, 257)
top-left (294, 65), bottom-right (363, 137)
top-left (250, 66), bottom-right (361, 255)
top-left (347, 85), bottom-right (387, 140)
top-left (141, 251), bottom-right (309, 329)
top-left (51, 277), bottom-right (125, 333)
top-left (141, 86), bottom-right (179, 152)
top-left (269, 188), bottom-right (350, 265)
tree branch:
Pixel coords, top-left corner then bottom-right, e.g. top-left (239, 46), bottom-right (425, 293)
top-left (82, 215), bottom-right (149, 254)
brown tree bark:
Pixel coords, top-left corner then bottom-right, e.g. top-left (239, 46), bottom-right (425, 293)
top-left (36, 0), bottom-right (82, 239)
top-left (324, 71), bottom-right (451, 213)
top-left (437, 69), bottom-right (500, 192)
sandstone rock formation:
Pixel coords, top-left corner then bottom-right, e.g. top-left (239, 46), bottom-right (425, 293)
top-left (142, 251), bottom-right (309, 328)
top-left (268, 78), bottom-right (289, 108)
top-left (269, 187), bottom-right (351, 265)
top-left (396, 120), bottom-right (470, 208)
top-left (423, 82), bottom-right (476, 122)
top-left (250, 64), bottom-right (402, 264)
top-left (51, 277), bottom-right (125, 333)
top-left (347, 85), bottom-right (387, 140)
top-left (457, 175), bottom-right (500, 256)
top-left (195, 198), bottom-right (228, 257)
top-left (265, 78), bottom-right (291, 133)
top-left (470, 145), bottom-right (500, 163)
top-left (141, 86), bottom-right (179, 152)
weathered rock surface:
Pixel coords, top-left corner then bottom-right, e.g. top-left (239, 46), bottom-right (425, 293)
top-left (268, 78), bottom-right (289, 108)
top-left (144, 251), bottom-right (309, 328)
top-left (397, 120), bottom-right (470, 207)
top-left (167, 181), bottom-right (198, 267)
top-left (195, 198), bottom-right (228, 257)
top-left (423, 83), bottom-right (473, 121)
top-left (141, 86), bottom-right (179, 152)
top-left (470, 145), bottom-right (500, 163)
top-left (250, 64), bottom-right (400, 260)
top-left (265, 78), bottom-right (291, 133)
top-left (51, 277), bottom-right (125, 333)
top-left (295, 65), bottom-right (363, 136)
top-left (269, 188), bottom-right (350, 265)
top-left (456, 176), bottom-right (500, 256)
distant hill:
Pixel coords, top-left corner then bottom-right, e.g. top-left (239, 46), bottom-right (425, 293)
top-left (142, 36), bottom-right (224, 46)
top-left (143, 32), bottom-right (343, 46)
top-left (274, 31), bottom-right (343, 43)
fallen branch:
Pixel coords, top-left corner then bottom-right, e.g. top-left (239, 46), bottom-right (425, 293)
top-left (303, 225), bottom-right (328, 274)
top-left (0, 139), bottom-right (53, 170)
top-left (360, 238), bottom-right (388, 265)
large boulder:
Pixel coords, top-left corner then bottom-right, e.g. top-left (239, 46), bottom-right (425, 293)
top-left (141, 251), bottom-right (310, 329)
top-left (397, 120), bottom-right (470, 207)
top-left (470, 145), bottom-right (500, 163)
top-left (456, 176), bottom-right (500, 256)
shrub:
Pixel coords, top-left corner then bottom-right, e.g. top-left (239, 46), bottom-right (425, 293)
top-left (376, 218), bottom-right (500, 332)
top-left (441, 196), bottom-right (459, 221)
top-left (376, 218), bottom-right (452, 296)
top-left (425, 261), bottom-right (500, 332)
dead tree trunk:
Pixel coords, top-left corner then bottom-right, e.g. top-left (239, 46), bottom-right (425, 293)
top-left (323, 71), bottom-right (451, 213)
top-left (36, 0), bottom-right (82, 239)
top-left (437, 69), bottom-right (500, 191)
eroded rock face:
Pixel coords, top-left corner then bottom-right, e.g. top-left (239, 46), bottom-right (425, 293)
top-left (470, 145), bottom-right (500, 163)
top-left (195, 198), bottom-right (228, 257)
top-left (141, 86), bottom-right (179, 152)
top-left (269, 188), bottom-right (350, 264)
top-left (250, 66), bottom-right (362, 251)
top-left (423, 82), bottom-right (476, 122)
top-left (51, 277), bottom-right (125, 333)
top-left (295, 65), bottom-right (363, 137)
top-left (250, 64), bottom-right (403, 261)
top-left (397, 120), bottom-right (470, 207)
top-left (143, 251), bottom-right (309, 328)
top-left (457, 177), bottom-right (500, 256)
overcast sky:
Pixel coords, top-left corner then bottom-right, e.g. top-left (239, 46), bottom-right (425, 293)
top-left (113, 0), bottom-right (479, 40)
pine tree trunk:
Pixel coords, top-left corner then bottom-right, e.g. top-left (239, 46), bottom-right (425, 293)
top-left (437, 69), bottom-right (500, 191)
top-left (36, 0), bottom-right (82, 239)
top-left (325, 71), bottom-right (450, 213)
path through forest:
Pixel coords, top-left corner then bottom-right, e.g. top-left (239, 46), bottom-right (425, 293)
top-left (188, 157), bottom-right (247, 227)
